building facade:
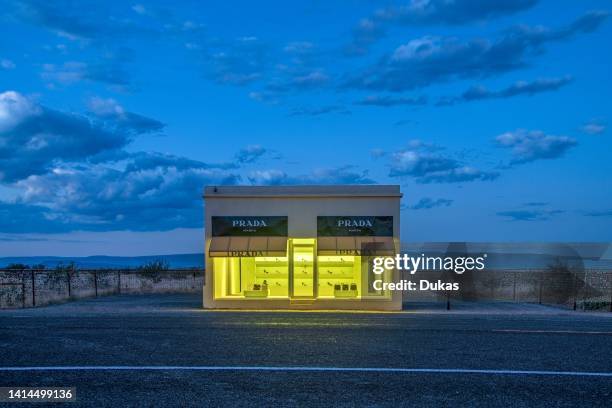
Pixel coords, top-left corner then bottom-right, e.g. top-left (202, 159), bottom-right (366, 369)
top-left (203, 185), bottom-right (402, 310)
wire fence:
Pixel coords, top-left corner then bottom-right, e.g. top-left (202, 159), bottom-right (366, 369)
top-left (1, 268), bottom-right (611, 311)
top-left (0, 269), bottom-right (204, 309)
top-left (401, 269), bottom-right (612, 311)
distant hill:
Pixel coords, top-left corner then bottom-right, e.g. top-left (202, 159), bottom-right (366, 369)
top-left (1, 244), bottom-right (610, 270)
top-left (0, 254), bottom-right (204, 269)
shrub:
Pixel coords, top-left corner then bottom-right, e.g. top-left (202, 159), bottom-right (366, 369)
top-left (137, 260), bottom-right (169, 283)
top-left (55, 262), bottom-right (78, 274)
top-left (5, 263), bottom-right (30, 270)
top-left (138, 260), bottom-right (169, 273)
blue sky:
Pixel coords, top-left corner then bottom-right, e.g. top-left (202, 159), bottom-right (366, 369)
top-left (0, 0), bottom-right (611, 256)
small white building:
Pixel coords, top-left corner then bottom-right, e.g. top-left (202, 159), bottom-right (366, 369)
top-left (203, 185), bottom-right (402, 310)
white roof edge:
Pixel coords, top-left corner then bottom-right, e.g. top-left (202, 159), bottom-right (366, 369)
top-left (203, 185), bottom-right (402, 198)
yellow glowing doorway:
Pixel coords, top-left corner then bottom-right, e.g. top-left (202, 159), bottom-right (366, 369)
top-left (290, 238), bottom-right (316, 298)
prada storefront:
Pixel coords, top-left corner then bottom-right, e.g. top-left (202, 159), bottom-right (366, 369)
top-left (203, 185), bottom-right (402, 310)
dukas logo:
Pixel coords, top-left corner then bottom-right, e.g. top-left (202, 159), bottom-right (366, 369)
top-left (337, 218), bottom-right (373, 228)
top-left (232, 219), bottom-right (268, 228)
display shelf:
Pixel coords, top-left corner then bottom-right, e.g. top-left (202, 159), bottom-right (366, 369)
top-left (334, 290), bottom-right (358, 298)
top-left (318, 258), bottom-right (355, 265)
top-left (294, 278), bottom-right (314, 286)
top-left (319, 281), bottom-right (357, 289)
top-left (255, 269), bottom-right (288, 279)
top-left (254, 260), bottom-right (288, 267)
top-left (244, 290), bottom-right (268, 298)
top-left (319, 269), bottom-right (355, 278)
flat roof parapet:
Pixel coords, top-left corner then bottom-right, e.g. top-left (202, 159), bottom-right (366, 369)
top-left (203, 185), bottom-right (402, 198)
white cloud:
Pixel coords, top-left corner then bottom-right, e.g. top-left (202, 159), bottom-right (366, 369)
top-left (87, 97), bottom-right (125, 116)
top-left (387, 141), bottom-right (498, 183)
top-left (131, 4), bottom-right (147, 15)
top-left (581, 121), bottom-right (606, 135)
top-left (1, 59), bottom-right (16, 70)
top-left (86, 97), bottom-right (165, 134)
top-left (0, 91), bottom-right (40, 132)
top-left (496, 129), bottom-right (577, 164)
top-left (0, 91), bottom-right (131, 182)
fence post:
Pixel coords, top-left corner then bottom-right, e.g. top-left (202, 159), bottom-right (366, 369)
top-left (582, 270), bottom-right (588, 311)
top-left (572, 272), bottom-right (578, 310)
top-left (538, 271), bottom-right (543, 305)
top-left (67, 272), bottom-right (71, 298)
top-left (21, 282), bottom-right (25, 309)
top-left (94, 271), bottom-right (98, 297)
top-left (31, 270), bottom-right (36, 307)
top-left (192, 271), bottom-right (196, 289)
top-left (608, 272), bottom-right (611, 313)
top-left (513, 271), bottom-right (517, 302)
top-left (117, 270), bottom-right (121, 294)
top-left (446, 290), bottom-right (450, 310)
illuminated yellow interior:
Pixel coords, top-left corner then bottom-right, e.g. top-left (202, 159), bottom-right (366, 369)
top-left (213, 255), bottom-right (289, 299)
top-left (292, 238), bottom-right (315, 297)
top-left (317, 255), bottom-right (360, 298)
top-left (213, 238), bottom-right (391, 300)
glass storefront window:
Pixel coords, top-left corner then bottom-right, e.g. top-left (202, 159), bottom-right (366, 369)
top-left (317, 255), bottom-right (392, 299)
top-left (317, 255), bottom-right (360, 298)
top-left (213, 256), bottom-right (289, 299)
top-left (362, 256), bottom-right (392, 299)
top-left (213, 238), bottom-right (393, 300)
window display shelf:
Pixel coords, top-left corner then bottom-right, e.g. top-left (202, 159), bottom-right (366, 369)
top-left (319, 269), bottom-right (355, 278)
top-left (320, 281), bottom-right (356, 288)
top-left (334, 289), bottom-right (358, 298)
top-left (255, 261), bottom-right (288, 267)
top-left (255, 270), bottom-right (288, 279)
top-left (294, 263), bottom-right (314, 268)
top-left (318, 261), bottom-right (355, 267)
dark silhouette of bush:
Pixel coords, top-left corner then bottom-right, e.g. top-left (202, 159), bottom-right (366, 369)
top-left (545, 257), bottom-right (585, 305)
top-left (137, 260), bottom-right (169, 283)
top-left (138, 260), bottom-right (169, 273)
top-left (55, 262), bottom-right (78, 273)
top-left (5, 263), bottom-right (30, 270)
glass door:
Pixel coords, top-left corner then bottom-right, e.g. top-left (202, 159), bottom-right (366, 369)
top-left (290, 239), bottom-right (316, 298)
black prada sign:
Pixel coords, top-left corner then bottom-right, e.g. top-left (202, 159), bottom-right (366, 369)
top-left (317, 216), bottom-right (393, 236)
top-left (212, 216), bottom-right (288, 236)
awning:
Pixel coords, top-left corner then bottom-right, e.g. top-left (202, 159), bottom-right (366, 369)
top-left (209, 236), bottom-right (288, 257)
top-left (317, 237), bottom-right (395, 256)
